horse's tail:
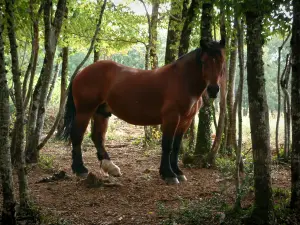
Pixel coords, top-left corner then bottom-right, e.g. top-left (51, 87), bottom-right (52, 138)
top-left (60, 82), bottom-right (76, 141)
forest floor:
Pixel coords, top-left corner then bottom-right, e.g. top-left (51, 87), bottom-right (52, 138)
top-left (1, 116), bottom-right (292, 225)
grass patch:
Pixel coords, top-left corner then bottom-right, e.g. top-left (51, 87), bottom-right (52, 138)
top-left (161, 194), bottom-right (228, 225)
top-left (38, 154), bottom-right (55, 171)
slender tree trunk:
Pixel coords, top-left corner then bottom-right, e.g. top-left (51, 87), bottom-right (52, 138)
top-left (26, 0), bottom-right (67, 161)
top-left (290, 0), bottom-right (300, 211)
top-left (94, 46), bottom-right (100, 62)
top-left (0, 11), bottom-right (16, 224)
top-left (5, 0), bottom-right (30, 210)
top-left (70, 0), bottom-right (107, 81)
top-left (149, 1), bottom-right (159, 70)
top-left (194, 2), bottom-right (213, 167)
top-left (281, 54), bottom-right (291, 159)
top-left (208, 0), bottom-right (227, 165)
top-left (165, 0), bottom-right (183, 64)
top-left (142, 0), bottom-right (161, 144)
top-left (46, 60), bottom-right (60, 105)
top-left (209, 71), bottom-right (227, 165)
top-left (245, 9), bottom-right (274, 224)
top-left (57, 46), bottom-right (69, 137)
top-left (276, 33), bottom-right (291, 160)
top-left (234, 14), bottom-right (245, 210)
top-left (226, 24), bottom-right (238, 155)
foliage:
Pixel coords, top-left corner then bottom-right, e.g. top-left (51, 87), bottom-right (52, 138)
top-left (38, 154), bottom-right (55, 171)
top-left (162, 194), bottom-right (228, 225)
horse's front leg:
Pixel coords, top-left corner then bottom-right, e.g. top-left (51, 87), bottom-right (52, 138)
top-left (160, 113), bottom-right (180, 185)
top-left (170, 134), bottom-right (187, 182)
top-left (170, 117), bottom-right (195, 182)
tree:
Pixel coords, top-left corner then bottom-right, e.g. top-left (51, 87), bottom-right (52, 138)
top-left (194, 2), bottom-right (214, 166)
top-left (234, 3), bottom-right (245, 209)
top-left (26, 0), bottom-right (67, 162)
top-left (208, 0), bottom-right (227, 165)
top-left (178, 0), bottom-right (200, 154)
top-left (0, 7), bottom-right (16, 224)
top-left (245, 2), bottom-right (275, 223)
top-left (149, 0), bottom-right (159, 69)
top-left (290, 0), bottom-right (300, 212)
top-left (40, 0), bottom-right (107, 149)
top-left (226, 19), bottom-right (238, 155)
top-left (5, 0), bottom-right (30, 210)
top-left (165, 0), bottom-right (184, 64)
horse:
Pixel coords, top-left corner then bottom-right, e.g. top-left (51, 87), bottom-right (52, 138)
top-left (61, 39), bottom-right (226, 185)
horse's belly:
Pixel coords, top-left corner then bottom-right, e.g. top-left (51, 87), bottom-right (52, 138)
top-left (111, 109), bottom-right (162, 126)
top-left (107, 100), bottom-right (163, 126)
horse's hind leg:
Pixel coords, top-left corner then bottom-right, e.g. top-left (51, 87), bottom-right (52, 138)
top-left (91, 105), bottom-right (121, 177)
top-left (71, 112), bottom-right (91, 177)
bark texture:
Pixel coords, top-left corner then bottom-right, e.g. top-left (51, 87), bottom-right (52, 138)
top-left (26, 0), bottom-right (67, 162)
top-left (290, 0), bottom-right (300, 211)
top-left (0, 10), bottom-right (16, 224)
top-left (5, 0), bottom-right (31, 210)
top-left (165, 0), bottom-right (183, 64)
top-left (194, 3), bottom-right (213, 166)
top-left (245, 9), bottom-right (274, 224)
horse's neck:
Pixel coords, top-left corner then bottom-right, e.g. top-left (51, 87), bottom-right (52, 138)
top-left (176, 51), bottom-right (207, 98)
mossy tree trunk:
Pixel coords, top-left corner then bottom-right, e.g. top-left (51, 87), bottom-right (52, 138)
top-left (26, 0), bottom-right (67, 162)
top-left (194, 2), bottom-right (213, 167)
top-left (245, 7), bottom-right (275, 224)
top-left (0, 9), bottom-right (16, 224)
top-left (5, 0), bottom-right (30, 210)
top-left (165, 0), bottom-right (184, 64)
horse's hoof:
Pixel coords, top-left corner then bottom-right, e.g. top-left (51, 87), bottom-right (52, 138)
top-left (177, 175), bottom-right (187, 182)
top-left (164, 177), bottom-right (179, 185)
top-left (76, 172), bottom-right (88, 178)
top-left (100, 160), bottom-right (122, 177)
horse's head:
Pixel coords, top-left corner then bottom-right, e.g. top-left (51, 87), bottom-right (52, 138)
top-left (199, 39), bottom-right (226, 98)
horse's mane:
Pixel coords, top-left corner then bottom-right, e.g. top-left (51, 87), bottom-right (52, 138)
top-left (176, 40), bottom-right (224, 63)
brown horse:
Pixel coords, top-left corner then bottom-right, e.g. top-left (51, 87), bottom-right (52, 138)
top-left (61, 39), bottom-right (226, 184)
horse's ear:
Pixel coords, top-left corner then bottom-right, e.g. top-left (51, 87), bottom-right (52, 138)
top-left (220, 38), bottom-right (226, 48)
top-left (200, 39), bottom-right (208, 49)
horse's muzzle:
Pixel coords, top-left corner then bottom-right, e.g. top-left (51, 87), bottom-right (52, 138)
top-left (207, 85), bottom-right (220, 98)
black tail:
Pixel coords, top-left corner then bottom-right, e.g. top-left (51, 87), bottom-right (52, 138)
top-left (60, 82), bottom-right (76, 141)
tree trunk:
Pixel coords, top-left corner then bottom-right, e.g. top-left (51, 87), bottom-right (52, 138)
top-left (209, 72), bottom-right (227, 165)
top-left (280, 54), bottom-right (291, 159)
top-left (207, 0), bottom-right (227, 165)
top-left (165, 0), bottom-right (183, 64)
top-left (149, 1), bottom-right (159, 70)
top-left (234, 13), bottom-right (245, 210)
top-left (290, 0), bottom-right (300, 210)
top-left (142, 0), bottom-right (161, 144)
top-left (178, 0), bottom-right (200, 57)
top-left (194, 2), bottom-right (213, 167)
top-left (46, 59), bottom-right (60, 105)
top-left (245, 9), bottom-right (274, 224)
top-left (226, 24), bottom-right (238, 155)
top-left (0, 11), bottom-right (16, 224)
top-left (276, 33), bottom-right (291, 160)
top-left (5, 0), bottom-right (30, 210)
top-left (57, 46), bottom-right (69, 137)
top-left (26, 0), bottom-right (67, 162)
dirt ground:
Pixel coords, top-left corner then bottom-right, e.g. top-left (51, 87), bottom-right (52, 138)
top-left (1, 117), bottom-right (291, 225)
